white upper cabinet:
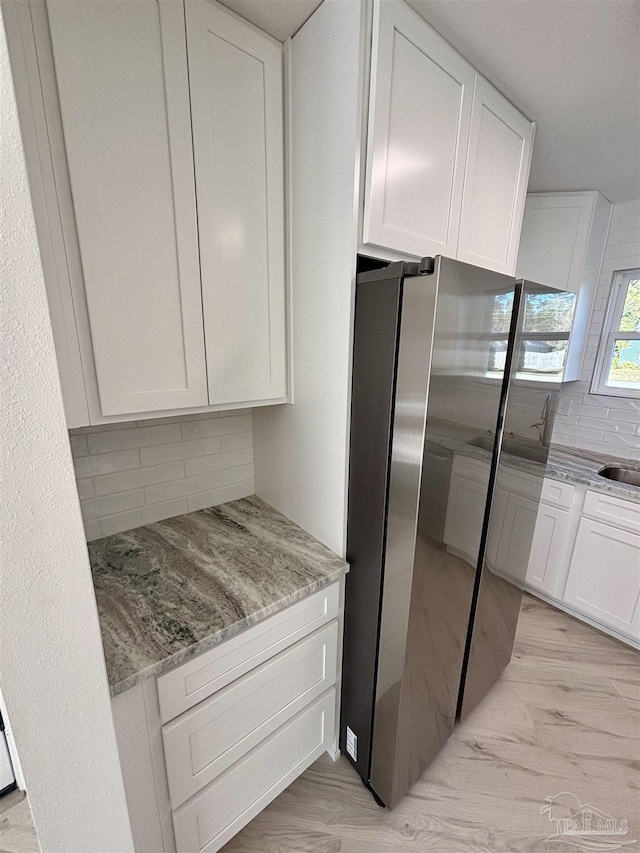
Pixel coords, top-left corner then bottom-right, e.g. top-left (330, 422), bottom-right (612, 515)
top-left (517, 193), bottom-right (602, 292)
top-left (185, 1), bottom-right (286, 405)
top-left (516, 191), bottom-right (611, 380)
top-left (457, 76), bottom-right (534, 275)
top-left (363, 0), bottom-right (475, 260)
top-left (47, 0), bottom-right (208, 416)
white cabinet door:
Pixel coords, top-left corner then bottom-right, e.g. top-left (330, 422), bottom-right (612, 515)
top-left (494, 492), bottom-right (539, 585)
top-left (457, 75), bottom-right (534, 275)
top-left (47, 0), bottom-right (208, 416)
top-left (443, 474), bottom-right (487, 565)
top-left (186, 0), bottom-right (287, 406)
top-left (515, 193), bottom-right (595, 292)
top-left (564, 518), bottom-right (640, 639)
top-left (526, 503), bottom-right (569, 595)
top-left (363, 0), bottom-right (474, 259)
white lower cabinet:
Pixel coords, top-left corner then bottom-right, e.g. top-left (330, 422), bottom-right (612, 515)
top-left (445, 453), bottom-right (639, 646)
top-left (526, 485), bottom-right (640, 645)
top-left (564, 516), bottom-right (640, 639)
top-left (163, 623), bottom-right (338, 808)
top-left (112, 581), bottom-right (343, 853)
top-left (173, 690), bottom-right (335, 853)
top-left (525, 503), bottom-right (569, 595)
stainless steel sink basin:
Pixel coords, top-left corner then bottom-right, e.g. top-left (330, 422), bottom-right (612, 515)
top-left (467, 434), bottom-right (548, 464)
top-left (598, 464), bottom-right (640, 487)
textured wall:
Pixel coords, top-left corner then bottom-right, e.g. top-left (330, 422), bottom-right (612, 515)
top-left (70, 412), bottom-right (255, 539)
top-left (0, 8), bottom-right (133, 850)
top-left (552, 199), bottom-right (640, 459)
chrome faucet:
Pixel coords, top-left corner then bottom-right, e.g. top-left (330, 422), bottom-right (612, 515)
top-left (530, 392), bottom-right (555, 446)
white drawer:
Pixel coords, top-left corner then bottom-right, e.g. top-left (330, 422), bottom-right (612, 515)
top-left (541, 477), bottom-right (575, 509)
top-left (157, 582), bottom-right (340, 722)
top-left (583, 489), bottom-right (640, 534)
top-left (163, 621), bottom-right (338, 808)
top-left (172, 689), bottom-right (335, 853)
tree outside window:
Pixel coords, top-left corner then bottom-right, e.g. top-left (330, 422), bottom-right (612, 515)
top-left (592, 270), bottom-right (640, 397)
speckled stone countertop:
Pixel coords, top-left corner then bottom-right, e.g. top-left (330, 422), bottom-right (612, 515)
top-left (426, 420), bottom-right (640, 503)
top-left (89, 496), bottom-right (349, 696)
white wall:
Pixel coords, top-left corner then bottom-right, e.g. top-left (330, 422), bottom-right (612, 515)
top-left (70, 411), bottom-right (254, 540)
top-left (0, 8), bottom-right (134, 850)
top-left (552, 199), bottom-right (640, 459)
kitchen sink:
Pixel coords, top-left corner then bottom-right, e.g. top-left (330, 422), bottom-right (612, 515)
top-left (598, 464), bottom-right (640, 488)
top-left (467, 434), bottom-right (548, 464)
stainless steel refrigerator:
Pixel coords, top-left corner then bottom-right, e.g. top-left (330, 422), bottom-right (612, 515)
top-left (341, 255), bottom-right (574, 808)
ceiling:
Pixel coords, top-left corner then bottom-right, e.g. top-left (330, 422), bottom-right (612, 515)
top-left (221, 0), bottom-right (640, 203)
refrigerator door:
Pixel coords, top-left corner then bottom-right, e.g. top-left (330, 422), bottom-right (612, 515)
top-left (458, 281), bottom-right (572, 719)
top-left (367, 257), bottom-right (516, 808)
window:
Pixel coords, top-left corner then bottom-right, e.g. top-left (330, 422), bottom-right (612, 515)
top-left (592, 270), bottom-right (640, 397)
top-left (488, 289), bottom-right (575, 382)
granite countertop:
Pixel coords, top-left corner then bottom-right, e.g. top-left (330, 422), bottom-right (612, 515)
top-left (426, 420), bottom-right (640, 503)
top-left (89, 496), bottom-right (349, 696)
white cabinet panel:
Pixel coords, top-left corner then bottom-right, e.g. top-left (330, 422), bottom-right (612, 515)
top-left (172, 690), bottom-right (335, 853)
top-left (564, 518), bottom-right (640, 639)
top-left (47, 0), bottom-right (208, 416)
top-left (186, 0), bottom-right (286, 405)
top-left (443, 474), bottom-right (487, 564)
top-left (526, 504), bottom-right (569, 595)
top-left (495, 492), bottom-right (539, 585)
top-left (457, 75), bottom-right (534, 275)
top-left (363, 0), bottom-right (474, 259)
top-left (163, 622), bottom-right (338, 808)
top-left (516, 193), bottom-right (595, 292)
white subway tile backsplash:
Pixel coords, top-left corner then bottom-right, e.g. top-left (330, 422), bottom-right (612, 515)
top-left (181, 415), bottom-right (251, 440)
top-left (93, 461), bottom-right (185, 497)
top-left (76, 478), bottom-right (96, 500)
top-left (144, 471), bottom-right (224, 505)
top-left (84, 519), bottom-right (102, 540)
top-left (87, 423), bottom-right (182, 453)
top-left (69, 434), bottom-right (88, 457)
top-left (569, 403), bottom-right (609, 419)
top-left (81, 489), bottom-right (145, 521)
top-left (186, 482), bottom-right (252, 513)
top-left (220, 431), bottom-right (254, 452)
top-left (183, 447), bottom-right (253, 478)
top-left (577, 417), bottom-right (636, 435)
top-left (99, 498), bottom-right (189, 539)
top-left (223, 463), bottom-right (254, 486)
top-left (74, 449), bottom-right (141, 478)
top-left (140, 436), bottom-right (222, 466)
top-left (69, 411), bottom-right (254, 538)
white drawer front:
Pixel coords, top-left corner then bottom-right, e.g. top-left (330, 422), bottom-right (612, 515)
top-left (541, 477), bottom-right (575, 509)
top-left (158, 582), bottom-right (340, 722)
top-left (172, 689), bottom-right (335, 853)
top-left (583, 490), bottom-right (640, 534)
top-left (163, 622), bottom-right (338, 807)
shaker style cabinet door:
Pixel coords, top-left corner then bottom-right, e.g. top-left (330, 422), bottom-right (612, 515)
top-left (363, 0), bottom-right (475, 259)
top-left (564, 518), bottom-right (640, 639)
top-left (47, 0), bottom-right (208, 416)
top-left (185, 0), bottom-right (287, 406)
top-left (525, 503), bottom-right (569, 596)
top-left (457, 75), bottom-right (534, 276)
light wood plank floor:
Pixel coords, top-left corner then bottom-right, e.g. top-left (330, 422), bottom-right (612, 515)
top-left (1, 595), bottom-right (638, 853)
top-left (221, 595), bottom-right (639, 853)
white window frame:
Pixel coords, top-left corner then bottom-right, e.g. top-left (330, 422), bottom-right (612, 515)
top-left (591, 269), bottom-right (640, 398)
